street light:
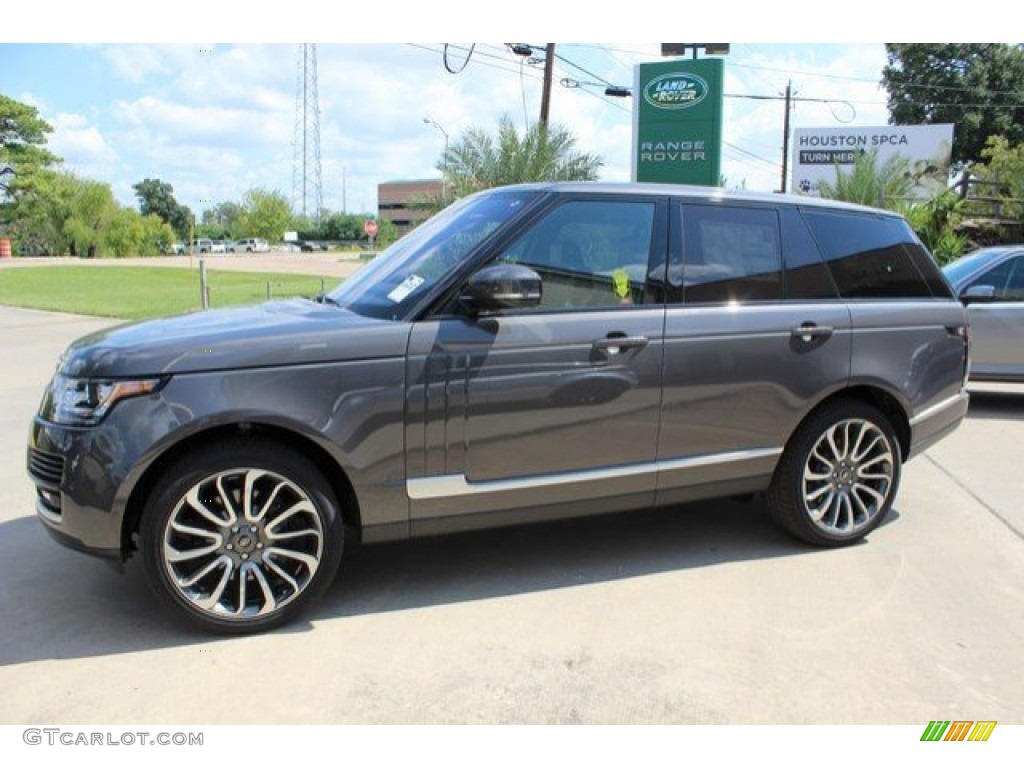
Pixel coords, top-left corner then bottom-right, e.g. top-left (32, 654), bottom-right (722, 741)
top-left (423, 117), bottom-right (449, 204)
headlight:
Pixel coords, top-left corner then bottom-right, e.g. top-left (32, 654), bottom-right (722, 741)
top-left (41, 375), bottom-right (164, 426)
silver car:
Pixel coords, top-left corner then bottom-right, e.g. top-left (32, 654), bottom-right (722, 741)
top-left (942, 246), bottom-right (1024, 382)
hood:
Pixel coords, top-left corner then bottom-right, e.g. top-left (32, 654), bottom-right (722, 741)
top-left (60, 299), bottom-right (409, 378)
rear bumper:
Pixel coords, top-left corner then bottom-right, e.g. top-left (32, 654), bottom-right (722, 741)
top-left (908, 390), bottom-right (970, 459)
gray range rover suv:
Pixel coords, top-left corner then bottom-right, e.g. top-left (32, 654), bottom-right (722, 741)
top-left (28, 183), bottom-right (970, 632)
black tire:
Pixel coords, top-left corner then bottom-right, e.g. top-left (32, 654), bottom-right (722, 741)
top-left (767, 400), bottom-right (902, 547)
top-left (140, 438), bottom-right (344, 633)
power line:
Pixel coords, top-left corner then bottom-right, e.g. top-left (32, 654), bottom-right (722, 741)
top-left (583, 43), bottom-right (1024, 101)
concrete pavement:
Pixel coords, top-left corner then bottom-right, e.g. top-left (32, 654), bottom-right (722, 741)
top-left (0, 304), bottom-right (1021, 724)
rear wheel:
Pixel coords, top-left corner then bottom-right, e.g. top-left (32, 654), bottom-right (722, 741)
top-left (768, 400), bottom-right (901, 547)
top-left (140, 439), bottom-right (344, 633)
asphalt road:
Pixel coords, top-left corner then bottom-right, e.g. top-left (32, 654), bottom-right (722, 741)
top-left (0, 304), bottom-right (1022, 725)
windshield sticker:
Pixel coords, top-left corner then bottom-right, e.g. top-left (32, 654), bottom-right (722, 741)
top-left (387, 274), bottom-right (425, 303)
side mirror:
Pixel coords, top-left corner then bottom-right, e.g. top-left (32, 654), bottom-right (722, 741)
top-left (961, 284), bottom-right (996, 304)
top-left (460, 263), bottom-right (542, 314)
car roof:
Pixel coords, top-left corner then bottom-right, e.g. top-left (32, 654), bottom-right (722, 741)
top-left (490, 181), bottom-right (902, 217)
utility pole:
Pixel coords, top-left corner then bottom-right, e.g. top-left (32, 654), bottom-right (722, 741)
top-left (539, 43), bottom-right (555, 127)
top-left (780, 80), bottom-right (793, 193)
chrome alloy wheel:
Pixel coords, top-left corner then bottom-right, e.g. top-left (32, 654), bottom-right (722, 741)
top-left (161, 468), bottom-right (325, 620)
top-left (801, 418), bottom-right (895, 536)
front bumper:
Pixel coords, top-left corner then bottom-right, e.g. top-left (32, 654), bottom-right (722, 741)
top-left (27, 393), bottom-right (181, 561)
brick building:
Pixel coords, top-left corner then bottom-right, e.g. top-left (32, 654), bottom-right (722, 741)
top-left (377, 179), bottom-right (444, 237)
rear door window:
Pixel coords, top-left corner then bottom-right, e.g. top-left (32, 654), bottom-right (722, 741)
top-left (779, 207), bottom-right (839, 300)
top-left (678, 204), bottom-right (782, 304)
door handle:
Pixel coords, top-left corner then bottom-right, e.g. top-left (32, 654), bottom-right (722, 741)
top-left (791, 323), bottom-right (834, 343)
top-left (593, 334), bottom-right (649, 355)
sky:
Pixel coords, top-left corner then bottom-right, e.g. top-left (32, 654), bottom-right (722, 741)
top-left (0, 2), bottom-right (997, 223)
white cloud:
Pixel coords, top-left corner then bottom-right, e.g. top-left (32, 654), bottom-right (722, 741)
top-left (8, 42), bottom-right (909, 215)
top-left (50, 111), bottom-right (117, 168)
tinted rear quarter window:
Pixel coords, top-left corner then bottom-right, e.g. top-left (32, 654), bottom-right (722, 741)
top-left (802, 209), bottom-right (933, 298)
top-left (887, 217), bottom-right (953, 298)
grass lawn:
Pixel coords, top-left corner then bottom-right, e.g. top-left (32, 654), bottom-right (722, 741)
top-left (0, 266), bottom-right (340, 320)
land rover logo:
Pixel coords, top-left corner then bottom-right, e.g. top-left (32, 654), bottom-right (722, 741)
top-left (644, 72), bottom-right (708, 110)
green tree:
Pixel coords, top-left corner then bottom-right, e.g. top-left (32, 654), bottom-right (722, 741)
top-left (10, 168), bottom-right (73, 254)
top-left (970, 136), bottom-right (1024, 222)
top-left (319, 211), bottom-right (365, 241)
top-left (1, 95), bottom-right (62, 250)
top-left (133, 178), bottom-right (193, 239)
top-left (375, 216), bottom-right (398, 248)
top-left (441, 116), bottom-right (603, 199)
top-left (201, 200), bottom-right (245, 236)
top-left (882, 44), bottom-right (1024, 167)
top-left (899, 192), bottom-right (968, 265)
top-left (239, 188), bottom-right (293, 242)
top-left (816, 149), bottom-right (914, 208)
top-left (0, 94), bottom-right (60, 191)
top-left (104, 209), bottom-right (173, 257)
top-left (63, 175), bottom-right (118, 257)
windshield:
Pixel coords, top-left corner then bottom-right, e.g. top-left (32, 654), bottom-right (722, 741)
top-left (941, 248), bottom-right (1007, 287)
top-left (329, 189), bottom-right (540, 319)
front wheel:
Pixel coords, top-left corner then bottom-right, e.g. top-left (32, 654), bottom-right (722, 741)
top-left (768, 400), bottom-right (901, 547)
top-left (140, 439), bottom-right (344, 633)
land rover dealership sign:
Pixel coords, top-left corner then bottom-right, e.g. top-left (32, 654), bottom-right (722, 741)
top-left (792, 124), bottom-right (954, 197)
top-left (633, 59), bottom-right (723, 186)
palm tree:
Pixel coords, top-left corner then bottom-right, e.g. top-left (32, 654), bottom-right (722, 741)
top-left (816, 149), bottom-right (913, 208)
top-left (440, 116), bottom-right (604, 199)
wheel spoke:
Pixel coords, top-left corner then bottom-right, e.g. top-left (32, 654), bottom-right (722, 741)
top-left (848, 422), bottom-right (867, 462)
top-left (166, 541), bottom-right (221, 563)
top-left (178, 554), bottom-right (232, 589)
top-left (250, 478), bottom-right (289, 524)
top-left (826, 426), bottom-right (845, 463)
top-left (242, 470), bottom-right (267, 523)
top-left (185, 486), bottom-right (231, 528)
top-left (858, 452), bottom-right (892, 471)
top-left (850, 488), bottom-right (873, 522)
top-left (852, 433), bottom-right (884, 462)
top-left (263, 556), bottom-right (301, 596)
top-left (838, 493), bottom-right (855, 530)
top-left (805, 483), bottom-right (832, 502)
top-left (853, 482), bottom-right (887, 506)
top-left (265, 499), bottom-right (316, 536)
top-left (193, 559), bottom-right (235, 611)
top-left (247, 564), bottom-right (279, 616)
top-left (215, 474), bottom-right (239, 526)
top-left (814, 440), bottom-right (837, 468)
top-left (267, 526), bottom-right (322, 543)
top-left (808, 489), bottom-right (835, 523)
top-left (170, 521), bottom-right (221, 541)
top-left (266, 546), bottom-right (319, 571)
